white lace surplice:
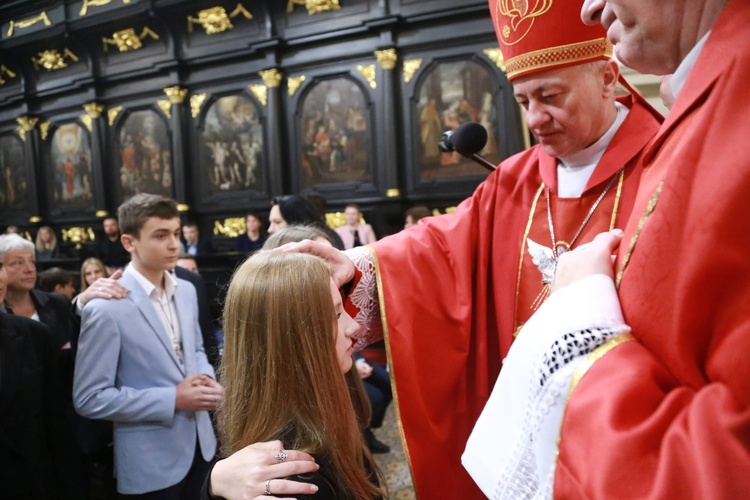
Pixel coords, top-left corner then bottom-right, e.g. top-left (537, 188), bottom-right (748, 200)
top-left (462, 274), bottom-right (629, 499)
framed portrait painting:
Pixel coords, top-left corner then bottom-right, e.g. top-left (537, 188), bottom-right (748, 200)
top-left (415, 59), bottom-right (503, 181)
top-left (117, 109), bottom-right (172, 201)
top-left (48, 122), bottom-right (94, 208)
top-left (298, 77), bottom-right (372, 189)
top-left (199, 93), bottom-right (265, 196)
top-left (0, 133), bottom-right (30, 213)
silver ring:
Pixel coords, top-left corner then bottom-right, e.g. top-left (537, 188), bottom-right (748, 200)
top-left (264, 479), bottom-right (272, 495)
top-left (274, 450), bottom-right (287, 463)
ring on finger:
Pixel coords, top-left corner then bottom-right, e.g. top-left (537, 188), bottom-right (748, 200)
top-left (274, 450), bottom-right (287, 463)
top-left (264, 479), bottom-right (272, 495)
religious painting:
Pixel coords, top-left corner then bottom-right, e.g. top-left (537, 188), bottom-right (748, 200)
top-left (299, 77), bottom-right (372, 189)
top-left (117, 110), bottom-right (172, 200)
top-left (0, 134), bottom-right (29, 212)
top-left (49, 123), bottom-right (94, 205)
top-left (416, 60), bottom-right (502, 181)
top-left (200, 94), bottom-right (265, 195)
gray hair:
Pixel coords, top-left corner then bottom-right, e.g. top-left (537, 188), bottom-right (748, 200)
top-left (0, 233), bottom-right (35, 260)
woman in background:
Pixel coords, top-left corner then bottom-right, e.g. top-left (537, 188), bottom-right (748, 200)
top-left (35, 226), bottom-right (59, 260)
top-left (79, 257), bottom-right (107, 293)
top-left (219, 250), bottom-right (385, 498)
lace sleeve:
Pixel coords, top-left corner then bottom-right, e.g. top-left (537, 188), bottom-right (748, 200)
top-left (344, 246), bottom-right (383, 350)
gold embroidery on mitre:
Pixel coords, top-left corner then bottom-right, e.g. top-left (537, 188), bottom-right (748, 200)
top-left (495, 0), bottom-right (553, 46)
top-left (505, 38), bottom-right (612, 79)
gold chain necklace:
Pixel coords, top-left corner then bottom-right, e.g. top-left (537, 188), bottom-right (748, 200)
top-left (528, 168), bottom-right (624, 289)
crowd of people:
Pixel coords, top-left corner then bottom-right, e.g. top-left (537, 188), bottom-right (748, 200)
top-left (2, 0), bottom-right (748, 497)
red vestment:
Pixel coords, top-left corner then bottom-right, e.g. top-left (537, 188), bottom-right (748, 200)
top-left (555, 1), bottom-right (750, 497)
top-left (359, 95), bottom-right (661, 498)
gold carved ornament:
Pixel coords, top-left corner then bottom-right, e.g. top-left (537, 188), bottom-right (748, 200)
top-left (177, 204), bottom-right (190, 213)
top-left (28, 216), bottom-right (42, 224)
top-left (102, 27), bottom-right (159, 53)
top-left (375, 49), bottom-right (397, 70)
top-left (187, 4), bottom-right (253, 35)
top-left (108, 106), bottom-right (123, 126)
top-left (357, 64), bottom-right (376, 89)
top-left (83, 102), bottom-right (105, 119)
top-left (190, 94), bottom-right (207, 118)
top-left (214, 218), bottom-right (246, 238)
top-left (62, 227), bottom-right (96, 249)
top-left (80, 115), bottom-right (93, 132)
top-left (16, 116), bottom-right (38, 142)
top-left (287, 0), bottom-right (341, 15)
top-left (259, 69), bottom-right (282, 89)
top-left (483, 48), bottom-right (507, 72)
top-left (32, 49), bottom-right (78, 72)
top-left (288, 75), bottom-right (306, 96)
top-left (157, 100), bottom-right (172, 119)
top-left (39, 121), bottom-right (51, 140)
top-left (385, 189), bottom-right (400, 198)
top-left (0, 65), bottom-right (18, 85)
top-left (7, 11), bottom-right (52, 37)
top-left (249, 85), bottom-right (267, 106)
top-left (402, 59), bottom-right (422, 83)
top-left (164, 86), bottom-right (188, 104)
top-left (80, 0), bottom-right (132, 17)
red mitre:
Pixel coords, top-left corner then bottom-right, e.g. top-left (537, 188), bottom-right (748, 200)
top-left (489, 0), bottom-right (613, 81)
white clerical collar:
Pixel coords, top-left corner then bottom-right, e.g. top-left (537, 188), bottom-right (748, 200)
top-left (670, 30), bottom-right (711, 100)
top-left (558, 101), bottom-right (628, 169)
top-left (555, 101), bottom-right (629, 197)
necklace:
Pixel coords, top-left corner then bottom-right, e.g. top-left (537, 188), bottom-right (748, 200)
top-left (528, 168), bottom-right (624, 288)
top-left (157, 291), bottom-right (183, 364)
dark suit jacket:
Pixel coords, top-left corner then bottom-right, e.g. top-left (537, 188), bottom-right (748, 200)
top-left (0, 313), bottom-right (84, 499)
top-left (175, 266), bottom-right (220, 368)
top-left (183, 238), bottom-right (213, 255)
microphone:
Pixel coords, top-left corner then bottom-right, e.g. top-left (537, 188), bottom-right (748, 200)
top-left (438, 121), bottom-right (497, 172)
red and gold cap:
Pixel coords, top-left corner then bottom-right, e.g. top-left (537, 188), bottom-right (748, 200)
top-left (489, 0), bottom-right (613, 81)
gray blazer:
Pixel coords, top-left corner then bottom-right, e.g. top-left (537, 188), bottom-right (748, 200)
top-left (73, 272), bottom-right (216, 494)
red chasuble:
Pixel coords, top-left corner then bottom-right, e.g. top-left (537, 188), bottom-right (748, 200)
top-left (555, 1), bottom-right (750, 497)
top-left (356, 95), bottom-right (661, 499)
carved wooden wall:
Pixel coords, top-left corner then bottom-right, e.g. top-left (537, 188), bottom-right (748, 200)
top-left (0, 0), bottom-right (526, 242)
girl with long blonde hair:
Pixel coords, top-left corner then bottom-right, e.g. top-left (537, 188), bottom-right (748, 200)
top-left (220, 251), bottom-right (385, 498)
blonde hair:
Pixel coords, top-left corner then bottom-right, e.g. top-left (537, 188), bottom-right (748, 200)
top-left (79, 257), bottom-right (107, 292)
top-left (34, 226), bottom-right (57, 253)
top-left (220, 251), bottom-right (383, 498)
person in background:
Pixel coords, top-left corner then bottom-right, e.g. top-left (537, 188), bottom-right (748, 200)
top-left (5, 225), bottom-right (19, 234)
top-left (353, 352), bottom-right (392, 454)
top-left (182, 222), bottom-right (213, 256)
top-left (0, 261), bottom-right (85, 499)
top-left (177, 255), bottom-right (200, 275)
top-left (403, 205), bottom-right (431, 229)
top-left (335, 204), bottom-right (377, 249)
top-left (38, 267), bottom-right (75, 300)
top-left (79, 257), bottom-right (107, 294)
top-left (35, 225), bottom-right (59, 260)
top-left (269, 194), bottom-right (345, 249)
top-left (217, 250), bottom-right (385, 499)
top-left (233, 212), bottom-right (266, 254)
top-left (94, 217), bottom-right (129, 275)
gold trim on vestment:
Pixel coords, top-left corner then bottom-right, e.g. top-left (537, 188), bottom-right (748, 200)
top-left (616, 180), bottom-right (664, 288)
top-left (368, 245), bottom-right (418, 495)
top-left (514, 183), bottom-right (546, 337)
top-left (554, 332), bottom-right (635, 463)
top-left (609, 169), bottom-right (625, 230)
top-left (505, 38), bottom-right (613, 79)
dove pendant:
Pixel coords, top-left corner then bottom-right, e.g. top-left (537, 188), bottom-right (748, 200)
top-left (526, 238), bottom-right (557, 286)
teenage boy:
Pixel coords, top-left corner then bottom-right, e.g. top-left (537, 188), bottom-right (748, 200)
top-left (74, 193), bottom-right (221, 498)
